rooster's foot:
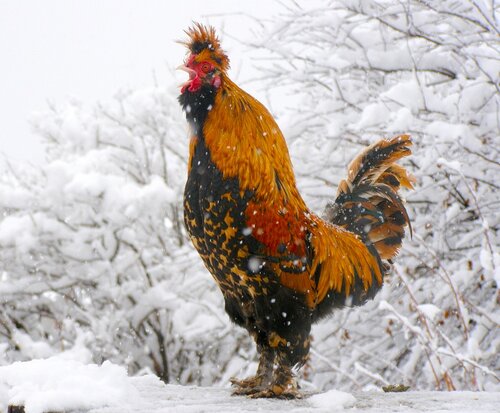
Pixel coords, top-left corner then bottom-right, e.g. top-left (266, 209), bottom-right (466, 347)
top-left (231, 373), bottom-right (275, 396)
top-left (247, 384), bottom-right (302, 399)
top-left (230, 375), bottom-right (263, 389)
top-left (231, 384), bottom-right (266, 396)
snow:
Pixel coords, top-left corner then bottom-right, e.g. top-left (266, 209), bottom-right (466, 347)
top-left (309, 389), bottom-right (356, 409)
top-left (381, 79), bottom-right (424, 113)
top-left (417, 304), bottom-right (441, 321)
top-left (479, 249), bottom-right (494, 272)
top-left (10, 332), bottom-right (54, 360)
top-left (436, 157), bottom-right (462, 172)
top-left (248, 256), bottom-right (263, 273)
top-left (0, 215), bottom-right (37, 252)
top-left (356, 103), bottom-right (390, 128)
top-left (1, 358), bottom-right (499, 413)
top-left (389, 108), bottom-right (414, 132)
top-left (426, 122), bottom-right (473, 142)
top-left (0, 357), bottom-right (139, 413)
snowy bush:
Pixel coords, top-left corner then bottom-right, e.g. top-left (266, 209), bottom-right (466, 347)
top-left (255, 0), bottom-right (499, 391)
top-left (0, 88), bottom-right (250, 384)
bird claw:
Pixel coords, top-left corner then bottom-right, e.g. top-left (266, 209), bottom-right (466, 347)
top-left (231, 385), bottom-right (265, 396)
top-left (230, 375), bottom-right (266, 396)
top-left (247, 386), bottom-right (303, 399)
top-left (231, 376), bottom-right (302, 399)
top-left (230, 375), bottom-right (262, 389)
top-left (231, 366), bottom-right (302, 399)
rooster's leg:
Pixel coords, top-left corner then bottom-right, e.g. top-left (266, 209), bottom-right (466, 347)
top-left (247, 330), bottom-right (311, 399)
top-left (231, 344), bottom-right (274, 394)
top-left (247, 356), bottom-right (301, 399)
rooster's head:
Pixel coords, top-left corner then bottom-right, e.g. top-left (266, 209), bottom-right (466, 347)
top-left (178, 23), bottom-right (229, 94)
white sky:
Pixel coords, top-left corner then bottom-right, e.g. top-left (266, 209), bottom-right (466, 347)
top-left (0, 0), bottom-right (281, 163)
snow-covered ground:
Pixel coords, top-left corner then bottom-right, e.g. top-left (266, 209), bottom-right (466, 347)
top-left (90, 382), bottom-right (500, 413)
top-left (1, 356), bottom-right (498, 413)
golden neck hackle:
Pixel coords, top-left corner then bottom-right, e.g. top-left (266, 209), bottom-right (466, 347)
top-left (201, 75), bottom-right (307, 213)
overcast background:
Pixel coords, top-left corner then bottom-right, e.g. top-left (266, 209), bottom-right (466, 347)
top-left (0, 0), bottom-right (280, 163)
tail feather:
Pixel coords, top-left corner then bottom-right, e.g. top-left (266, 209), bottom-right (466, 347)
top-left (325, 135), bottom-right (414, 261)
top-left (346, 135), bottom-right (414, 188)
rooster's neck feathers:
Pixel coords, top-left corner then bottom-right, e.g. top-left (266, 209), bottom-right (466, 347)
top-left (199, 75), bottom-right (307, 212)
top-left (180, 70), bottom-right (306, 213)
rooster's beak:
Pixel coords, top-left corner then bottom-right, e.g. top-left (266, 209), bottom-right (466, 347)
top-left (176, 65), bottom-right (197, 76)
top-left (177, 65), bottom-right (198, 91)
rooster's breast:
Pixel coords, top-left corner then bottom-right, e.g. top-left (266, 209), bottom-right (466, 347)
top-left (183, 135), bottom-right (263, 295)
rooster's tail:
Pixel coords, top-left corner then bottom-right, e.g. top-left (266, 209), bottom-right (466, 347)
top-left (324, 135), bottom-right (414, 262)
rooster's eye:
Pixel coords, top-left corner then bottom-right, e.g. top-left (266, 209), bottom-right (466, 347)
top-left (200, 62), bottom-right (212, 73)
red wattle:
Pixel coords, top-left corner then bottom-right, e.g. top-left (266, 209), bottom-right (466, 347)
top-left (188, 75), bottom-right (202, 92)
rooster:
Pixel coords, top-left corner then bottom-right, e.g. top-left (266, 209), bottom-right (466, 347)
top-left (178, 24), bottom-right (414, 398)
